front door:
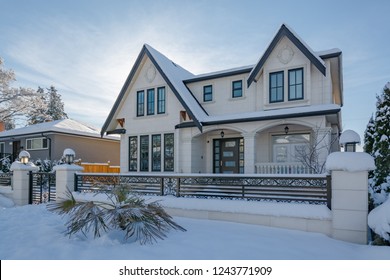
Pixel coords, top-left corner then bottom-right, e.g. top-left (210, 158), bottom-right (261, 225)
top-left (213, 138), bottom-right (243, 174)
top-left (12, 141), bottom-right (21, 161)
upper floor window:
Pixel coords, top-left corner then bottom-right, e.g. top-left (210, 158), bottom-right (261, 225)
top-left (232, 80), bottom-right (243, 98)
top-left (137, 87), bottom-right (166, 117)
top-left (157, 87), bottom-right (166, 114)
top-left (203, 85), bottom-right (213, 102)
top-left (288, 68), bottom-right (303, 100)
top-left (26, 138), bottom-right (48, 150)
top-left (147, 89), bottom-right (155, 115)
top-left (270, 71), bottom-right (284, 103)
top-left (137, 90), bottom-right (145, 116)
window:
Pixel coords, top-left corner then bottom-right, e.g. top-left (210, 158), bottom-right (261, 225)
top-left (289, 68), bottom-right (303, 100)
top-left (272, 134), bottom-right (310, 163)
top-left (203, 85), bottom-right (212, 102)
top-left (137, 91), bottom-right (145, 116)
top-left (26, 138), bottom-right (48, 150)
top-left (0, 142), bottom-right (4, 154)
top-left (157, 87), bottom-right (166, 114)
top-left (128, 136), bottom-right (138, 171)
top-left (164, 133), bottom-right (174, 171)
top-left (152, 135), bottom-right (161, 171)
top-left (140, 135), bottom-right (149, 171)
top-left (270, 71), bottom-right (284, 103)
top-left (232, 80), bottom-right (243, 98)
top-left (147, 89), bottom-right (155, 115)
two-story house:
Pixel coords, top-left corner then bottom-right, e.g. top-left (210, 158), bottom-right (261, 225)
top-left (101, 24), bottom-right (343, 174)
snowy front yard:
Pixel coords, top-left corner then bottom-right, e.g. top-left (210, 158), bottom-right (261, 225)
top-left (0, 194), bottom-right (389, 260)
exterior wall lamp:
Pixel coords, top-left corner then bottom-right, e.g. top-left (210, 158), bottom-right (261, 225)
top-left (220, 130), bottom-right (225, 138)
top-left (63, 148), bottom-right (76, 164)
top-left (284, 126), bottom-right (289, 134)
top-left (19, 150), bottom-right (30, 164)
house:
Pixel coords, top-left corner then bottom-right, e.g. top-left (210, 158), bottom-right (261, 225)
top-left (101, 24), bottom-right (343, 174)
top-left (0, 119), bottom-right (120, 165)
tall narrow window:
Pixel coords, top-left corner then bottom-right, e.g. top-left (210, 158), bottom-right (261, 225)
top-left (270, 71), bottom-right (284, 103)
top-left (203, 85), bottom-right (212, 102)
top-left (288, 68), bottom-right (304, 100)
top-left (232, 80), bottom-right (243, 98)
top-left (164, 133), bottom-right (174, 171)
top-left (137, 90), bottom-right (145, 116)
top-left (147, 88), bottom-right (155, 115)
top-left (157, 87), bottom-right (166, 114)
top-left (140, 135), bottom-right (149, 171)
top-left (128, 136), bottom-right (138, 171)
top-left (152, 135), bottom-right (161, 171)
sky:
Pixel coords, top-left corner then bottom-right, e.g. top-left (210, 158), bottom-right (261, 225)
top-left (0, 0), bottom-right (389, 146)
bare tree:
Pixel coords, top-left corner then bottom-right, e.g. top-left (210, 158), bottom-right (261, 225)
top-left (295, 125), bottom-right (338, 174)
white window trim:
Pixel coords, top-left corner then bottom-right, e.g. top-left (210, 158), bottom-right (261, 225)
top-left (26, 137), bottom-right (48, 151)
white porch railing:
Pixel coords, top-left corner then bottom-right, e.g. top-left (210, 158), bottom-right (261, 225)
top-left (255, 162), bottom-right (313, 174)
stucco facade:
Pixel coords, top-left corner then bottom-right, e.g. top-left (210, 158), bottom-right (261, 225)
top-left (102, 24), bottom-right (343, 175)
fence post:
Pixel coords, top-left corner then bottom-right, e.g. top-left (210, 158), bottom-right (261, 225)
top-left (53, 164), bottom-right (84, 200)
top-left (325, 152), bottom-right (375, 244)
top-left (10, 161), bottom-right (39, 206)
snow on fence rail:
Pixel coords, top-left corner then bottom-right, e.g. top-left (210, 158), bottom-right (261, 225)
top-left (74, 173), bottom-right (332, 209)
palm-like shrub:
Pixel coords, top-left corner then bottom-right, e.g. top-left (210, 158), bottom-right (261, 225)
top-left (47, 187), bottom-right (186, 244)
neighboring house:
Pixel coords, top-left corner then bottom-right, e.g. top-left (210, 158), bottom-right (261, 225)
top-left (0, 119), bottom-right (120, 165)
top-left (101, 24), bottom-right (343, 174)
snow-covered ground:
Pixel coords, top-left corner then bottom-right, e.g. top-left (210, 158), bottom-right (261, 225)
top-left (0, 193), bottom-right (389, 260)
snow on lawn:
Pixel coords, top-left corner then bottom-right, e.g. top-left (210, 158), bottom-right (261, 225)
top-left (0, 194), bottom-right (390, 260)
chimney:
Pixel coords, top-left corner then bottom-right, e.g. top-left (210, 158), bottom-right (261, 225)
top-left (0, 121), bottom-right (5, 132)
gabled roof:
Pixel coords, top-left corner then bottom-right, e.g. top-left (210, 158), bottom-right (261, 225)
top-left (247, 24), bottom-right (326, 87)
top-left (101, 44), bottom-right (208, 135)
top-left (0, 119), bottom-right (118, 140)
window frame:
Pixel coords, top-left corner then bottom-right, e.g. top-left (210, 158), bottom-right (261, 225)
top-left (203, 85), bottom-right (213, 102)
top-left (26, 137), bottom-right (48, 150)
top-left (288, 68), bottom-right (304, 101)
top-left (136, 90), bottom-right (145, 117)
top-left (140, 135), bottom-right (149, 171)
top-left (269, 71), bottom-right (284, 103)
top-left (164, 133), bottom-right (174, 172)
top-left (232, 80), bottom-right (243, 98)
top-left (157, 87), bottom-right (166, 114)
top-left (147, 88), bottom-right (155, 115)
top-left (128, 136), bottom-right (138, 171)
top-left (152, 134), bottom-right (162, 171)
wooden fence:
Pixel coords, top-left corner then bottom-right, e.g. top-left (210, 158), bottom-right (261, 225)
top-left (77, 162), bottom-right (120, 173)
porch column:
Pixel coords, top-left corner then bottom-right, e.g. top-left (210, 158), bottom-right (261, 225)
top-left (10, 161), bottom-right (39, 206)
top-left (242, 132), bottom-right (257, 174)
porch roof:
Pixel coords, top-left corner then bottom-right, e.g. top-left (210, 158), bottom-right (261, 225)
top-left (176, 104), bottom-right (341, 128)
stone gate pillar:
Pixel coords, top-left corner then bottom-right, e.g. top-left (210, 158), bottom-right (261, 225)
top-left (326, 152), bottom-right (375, 244)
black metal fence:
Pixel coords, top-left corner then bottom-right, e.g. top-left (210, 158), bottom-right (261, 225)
top-left (0, 172), bottom-right (12, 186)
top-left (75, 173), bottom-right (332, 209)
top-left (29, 171), bottom-right (56, 204)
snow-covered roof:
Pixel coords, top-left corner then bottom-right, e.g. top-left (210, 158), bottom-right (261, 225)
top-left (145, 45), bottom-right (209, 127)
top-left (339, 129), bottom-right (361, 145)
top-left (202, 104), bottom-right (341, 125)
top-left (0, 119), bottom-right (119, 140)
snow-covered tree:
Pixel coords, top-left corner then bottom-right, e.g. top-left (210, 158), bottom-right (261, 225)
top-left (27, 85), bottom-right (68, 125)
top-left (364, 82), bottom-right (390, 205)
top-left (46, 86), bottom-right (68, 121)
top-left (0, 57), bottom-right (37, 124)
